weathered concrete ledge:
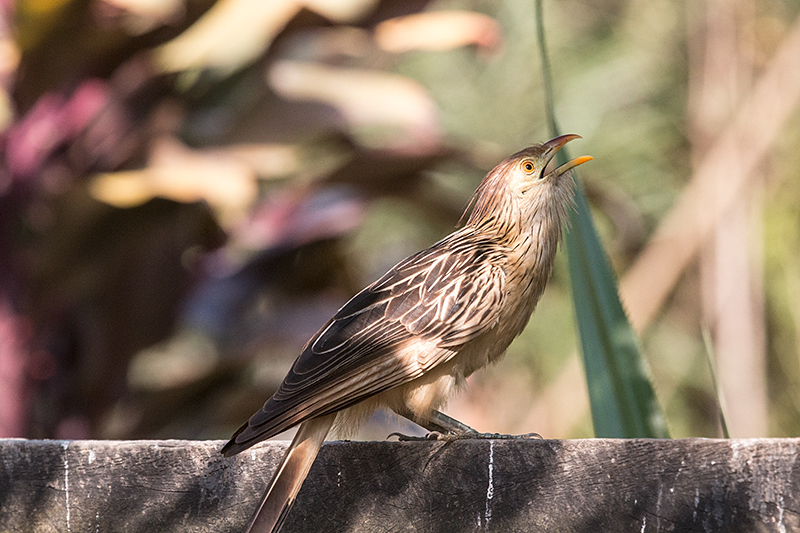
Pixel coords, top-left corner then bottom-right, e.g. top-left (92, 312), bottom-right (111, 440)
top-left (0, 438), bottom-right (798, 532)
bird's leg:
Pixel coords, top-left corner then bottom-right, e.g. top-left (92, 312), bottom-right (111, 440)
top-left (388, 407), bottom-right (472, 440)
top-left (389, 408), bottom-right (542, 441)
top-left (401, 407), bottom-right (476, 434)
top-left (427, 409), bottom-right (479, 434)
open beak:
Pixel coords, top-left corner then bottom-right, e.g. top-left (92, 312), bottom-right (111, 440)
top-left (541, 134), bottom-right (593, 179)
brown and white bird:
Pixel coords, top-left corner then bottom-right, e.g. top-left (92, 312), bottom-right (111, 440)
top-left (221, 134), bottom-right (592, 533)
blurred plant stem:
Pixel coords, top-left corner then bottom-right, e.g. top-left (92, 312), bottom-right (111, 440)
top-left (690, 0), bottom-right (767, 438)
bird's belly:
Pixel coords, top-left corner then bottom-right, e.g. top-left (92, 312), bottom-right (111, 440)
top-left (457, 329), bottom-right (515, 377)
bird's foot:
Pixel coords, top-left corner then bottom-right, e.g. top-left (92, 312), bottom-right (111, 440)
top-left (388, 430), bottom-right (542, 442)
top-left (387, 431), bottom-right (450, 442)
top-left (435, 431), bottom-right (543, 441)
top-left (482, 431), bottom-right (543, 440)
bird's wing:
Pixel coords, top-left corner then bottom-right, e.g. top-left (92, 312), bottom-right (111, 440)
top-left (377, 233), bottom-right (507, 346)
top-left (222, 230), bottom-right (507, 452)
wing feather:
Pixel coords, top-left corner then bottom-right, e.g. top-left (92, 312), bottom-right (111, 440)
top-left (229, 229), bottom-right (508, 447)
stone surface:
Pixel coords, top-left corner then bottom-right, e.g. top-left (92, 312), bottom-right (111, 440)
top-left (0, 438), bottom-right (798, 532)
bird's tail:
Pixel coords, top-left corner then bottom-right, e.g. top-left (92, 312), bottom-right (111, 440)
top-left (245, 414), bottom-right (336, 533)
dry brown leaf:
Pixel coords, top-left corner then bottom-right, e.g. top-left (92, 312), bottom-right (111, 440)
top-left (374, 11), bottom-right (502, 54)
top-left (154, 0), bottom-right (378, 74)
top-left (89, 137), bottom-right (258, 225)
top-left (268, 60), bottom-right (442, 149)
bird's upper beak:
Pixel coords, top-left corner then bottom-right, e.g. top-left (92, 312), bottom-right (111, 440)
top-left (541, 134), bottom-right (593, 179)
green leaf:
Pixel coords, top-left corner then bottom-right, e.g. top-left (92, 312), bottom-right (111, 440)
top-left (535, 0), bottom-right (668, 438)
top-left (565, 182), bottom-right (669, 438)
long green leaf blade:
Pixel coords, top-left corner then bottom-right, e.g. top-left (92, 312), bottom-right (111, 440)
top-left (565, 183), bottom-right (668, 438)
top-left (535, 0), bottom-right (668, 438)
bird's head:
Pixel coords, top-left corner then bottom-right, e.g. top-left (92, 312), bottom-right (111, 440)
top-left (503, 134), bottom-right (592, 196)
top-left (466, 134), bottom-right (592, 230)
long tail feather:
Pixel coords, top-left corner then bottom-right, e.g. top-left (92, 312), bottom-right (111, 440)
top-left (245, 415), bottom-right (336, 533)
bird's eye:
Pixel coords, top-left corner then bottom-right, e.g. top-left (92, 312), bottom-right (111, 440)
top-left (521, 160), bottom-right (535, 174)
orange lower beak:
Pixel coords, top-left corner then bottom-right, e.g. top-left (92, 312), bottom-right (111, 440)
top-left (554, 155), bottom-right (593, 176)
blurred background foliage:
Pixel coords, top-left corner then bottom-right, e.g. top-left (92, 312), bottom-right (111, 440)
top-left (1, 0), bottom-right (799, 442)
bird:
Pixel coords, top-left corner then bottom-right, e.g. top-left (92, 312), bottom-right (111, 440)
top-left (221, 134), bottom-right (592, 533)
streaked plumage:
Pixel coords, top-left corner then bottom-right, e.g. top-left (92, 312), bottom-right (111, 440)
top-left (222, 134), bottom-right (592, 533)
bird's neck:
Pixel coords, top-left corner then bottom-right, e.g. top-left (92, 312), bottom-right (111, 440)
top-left (465, 176), bottom-right (572, 253)
top-left (456, 172), bottom-right (575, 349)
